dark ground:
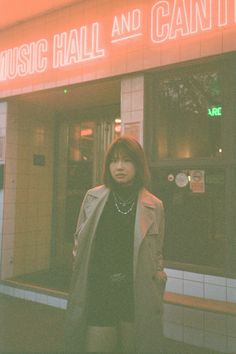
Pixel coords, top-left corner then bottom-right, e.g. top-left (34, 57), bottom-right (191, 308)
top-left (0, 294), bottom-right (224, 354)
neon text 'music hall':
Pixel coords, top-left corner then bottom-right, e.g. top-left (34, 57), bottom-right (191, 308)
top-left (0, 23), bottom-right (104, 81)
top-left (53, 22), bottom-right (105, 68)
top-left (0, 40), bottom-right (48, 81)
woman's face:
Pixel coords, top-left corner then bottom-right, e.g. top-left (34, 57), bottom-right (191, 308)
top-left (109, 152), bottom-right (136, 185)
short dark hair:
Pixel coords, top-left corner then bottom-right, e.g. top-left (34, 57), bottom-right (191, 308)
top-left (103, 135), bottom-right (150, 189)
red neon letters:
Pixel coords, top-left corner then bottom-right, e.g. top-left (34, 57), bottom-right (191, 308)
top-left (0, 0), bottom-right (236, 82)
top-left (151, 0), bottom-right (236, 43)
top-left (53, 22), bottom-right (105, 68)
top-left (0, 39), bottom-right (48, 80)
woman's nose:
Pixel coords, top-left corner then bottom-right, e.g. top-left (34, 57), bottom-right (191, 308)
top-left (116, 160), bottom-right (123, 168)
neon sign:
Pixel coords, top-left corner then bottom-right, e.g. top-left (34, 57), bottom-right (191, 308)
top-left (208, 106), bottom-right (222, 117)
top-left (0, 39), bottom-right (48, 80)
top-left (151, 0), bottom-right (236, 43)
top-left (0, 0), bottom-right (236, 84)
top-left (111, 9), bottom-right (142, 43)
top-left (53, 22), bottom-right (105, 68)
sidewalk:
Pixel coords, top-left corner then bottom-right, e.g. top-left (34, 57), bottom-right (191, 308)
top-left (0, 294), bottom-right (222, 354)
top-left (0, 294), bottom-right (65, 353)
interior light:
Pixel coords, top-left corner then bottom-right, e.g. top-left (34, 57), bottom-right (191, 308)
top-left (64, 88), bottom-right (69, 94)
top-left (81, 128), bottom-right (93, 137)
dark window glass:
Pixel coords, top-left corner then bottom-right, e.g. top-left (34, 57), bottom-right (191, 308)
top-left (151, 168), bottom-right (225, 269)
top-left (154, 71), bottom-right (222, 159)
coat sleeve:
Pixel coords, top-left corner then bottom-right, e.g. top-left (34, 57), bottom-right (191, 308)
top-left (72, 191), bottom-right (89, 258)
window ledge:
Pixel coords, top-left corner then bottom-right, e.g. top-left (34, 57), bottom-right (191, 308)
top-left (164, 291), bottom-right (236, 315)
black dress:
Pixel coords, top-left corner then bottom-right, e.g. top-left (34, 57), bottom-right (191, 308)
top-left (87, 187), bottom-right (137, 326)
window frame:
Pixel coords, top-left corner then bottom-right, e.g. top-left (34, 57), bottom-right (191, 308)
top-left (144, 53), bottom-right (236, 277)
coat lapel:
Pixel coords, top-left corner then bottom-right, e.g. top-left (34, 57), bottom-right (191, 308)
top-left (133, 189), bottom-right (156, 277)
top-left (84, 186), bottom-right (110, 220)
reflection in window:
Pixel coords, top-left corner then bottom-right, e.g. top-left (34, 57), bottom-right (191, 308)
top-left (66, 122), bottom-right (95, 241)
top-left (151, 169), bottom-right (226, 269)
top-left (155, 71), bottom-right (222, 159)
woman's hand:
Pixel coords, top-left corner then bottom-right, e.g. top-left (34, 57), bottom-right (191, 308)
top-left (156, 271), bottom-right (167, 284)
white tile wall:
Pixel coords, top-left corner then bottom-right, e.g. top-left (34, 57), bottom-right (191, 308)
top-left (204, 275), bottom-right (227, 286)
top-left (184, 308), bottom-right (204, 330)
top-left (166, 268), bottom-right (184, 279)
top-left (0, 283), bottom-right (67, 309)
top-left (204, 331), bottom-right (227, 353)
top-left (227, 278), bottom-right (236, 288)
top-left (165, 268), bottom-right (236, 304)
top-left (1, 102), bottom-right (54, 279)
top-left (227, 287), bottom-right (236, 303)
top-left (165, 276), bottom-right (184, 294)
top-left (163, 322), bottom-right (184, 342)
top-left (183, 326), bottom-right (204, 347)
top-left (184, 271), bottom-right (204, 282)
top-left (163, 303), bottom-right (183, 324)
top-left (163, 268), bottom-right (236, 352)
top-left (131, 76), bottom-right (144, 92)
top-left (204, 283), bottom-right (227, 301)
top-left (227, 315), bottom-right (236, 338)
top-left (121, 75), bottom-right (144, 145)
top-left (184, 279), bottom-right (204, 297)
top-left (205, 312), bottom-right (227, 335)
top-left (228, 336), bottom-right (236, 353)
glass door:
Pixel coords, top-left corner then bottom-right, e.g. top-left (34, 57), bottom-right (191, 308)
top-left (51, 116), bottom-right (120, 277)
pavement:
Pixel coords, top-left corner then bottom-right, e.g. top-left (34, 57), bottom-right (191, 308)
top-left (0, 294), bottom-right (222, 354)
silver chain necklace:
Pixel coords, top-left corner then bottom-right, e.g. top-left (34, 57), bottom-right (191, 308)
top-left (113, 192), bottom-right (136, 215)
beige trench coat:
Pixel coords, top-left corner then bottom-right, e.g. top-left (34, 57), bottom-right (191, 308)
top-left (65, 185), bottom-right (165, 353)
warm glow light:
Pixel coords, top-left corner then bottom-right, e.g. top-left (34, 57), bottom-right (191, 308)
top-left (80, 128), bottom-right (93, 137)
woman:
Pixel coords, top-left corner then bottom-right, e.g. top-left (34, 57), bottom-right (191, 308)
top-left (65, 136), bottom-right (167, 353)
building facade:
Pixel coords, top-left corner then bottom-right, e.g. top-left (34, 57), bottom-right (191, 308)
top-left (0, 1), bottom-right (236, 352)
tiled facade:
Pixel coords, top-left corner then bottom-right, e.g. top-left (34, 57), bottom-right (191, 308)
top-left (163, 302), bottom-right (236, 353)
top-left (166, 269), bottom-right (236, 304)
top-left (121, 75), bottom-right (144, 144)
top-left (1, 102), bottom-right (54, 279)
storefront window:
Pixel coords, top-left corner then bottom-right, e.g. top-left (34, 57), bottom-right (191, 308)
top-left (147, 60), bottom-right (236, 273)
top-left (151, 168), bottom-right (225, 269)
top-left (154, 70), bottom-right (222, 159)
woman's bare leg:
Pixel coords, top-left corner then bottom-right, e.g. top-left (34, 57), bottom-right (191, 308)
top-left (118, 321), bottom-right (135, 353)
top-left (85, 326), bottom-right (117, 353)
